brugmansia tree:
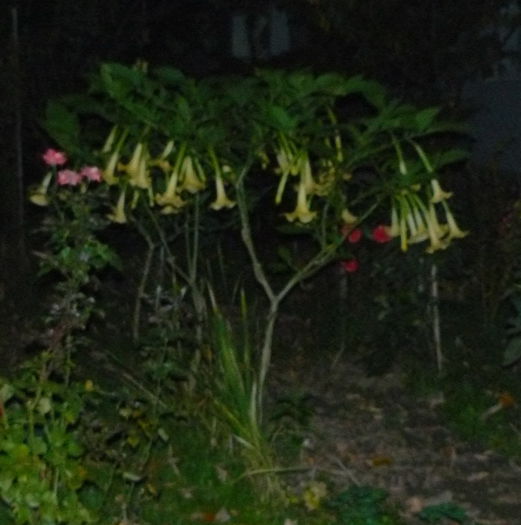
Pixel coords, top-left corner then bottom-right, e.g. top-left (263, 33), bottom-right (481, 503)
top-left (31, 62), bottom-right (468, 472)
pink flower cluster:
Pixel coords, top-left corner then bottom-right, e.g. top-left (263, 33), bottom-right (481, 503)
top-left (340, 223), bottom-right (393, 274)
top-left (42, 148), bottom-right (102, 186)
top-left (42, 148), bottom-right (67, 166)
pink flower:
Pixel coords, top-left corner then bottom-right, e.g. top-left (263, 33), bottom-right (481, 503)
top-left (372, 224), bottom-right (392, 243)
top-left (341, 258), bottom-right (359, 273)
top-left (57, 169), bottom-right (82, 186)
top-left (80, 166), bottom-right (102, 182)
top-left (346, 228), bottom-right (362, 243)
top-left (42, 148), bottom-right (67, 166)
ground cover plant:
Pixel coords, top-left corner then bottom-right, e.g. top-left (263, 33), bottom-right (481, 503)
top-left (0, 63), bottom-right (480, 523)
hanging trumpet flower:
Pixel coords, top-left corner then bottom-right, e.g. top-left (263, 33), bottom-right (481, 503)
top-left (102, 125), bottom-right (119, 154)
top-left (155, 144), bottom-right (188, 211)
top-left (155, 166), bottom-right (186, 210)
top-left (210, 170), bottom-right (236, 210)
top-left (284, 173), bottom-right (317, 224)
top-left (207, 148), bottom-right (235, 210)
top-left (119, 142), bottom-right (151, 190)
top-left (394, 193), bottom-right (411, 252)
top-left (441, 200), bottom-right (468, 240)
top-left (429, 178), bottom-right (453, 203)
top-left (159, 205), bottom-right (183, 215)
top-left (159, 139), bottom-right (175, 160)
top-left (392, 191), bottom-right (439, 252)
top-left (274, 148), bottom-right (292, 204)
top-left (418, 195), bottom-right (447, 252)
top-left (274, 135), bottom-right (301, 204)
top-left (178, 155), bottom-right (206, 194)
top-left (107, 186), bottom-right (128, 224)
top-left (406, 202), bottom-right (429, 245)
top-left (29, 172), bottom-right (53, 206)
top-left (102, 150), bottom-right (120, 185)
top-left (300, 154), bottom-right (316, 195)
top-left (101, 126), bottom-right (129, 185)
top-left (388, 203), bottom-right (400, 238)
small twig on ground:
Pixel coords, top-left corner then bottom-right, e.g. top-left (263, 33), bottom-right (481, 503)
top-left (326, 454), bottom-right (361, 485)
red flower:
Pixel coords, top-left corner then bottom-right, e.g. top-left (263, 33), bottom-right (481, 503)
top-left (341, 258), bottom-right (359, 273)
top-left (372, 225), bottom-right (392, 243)
top-left (347, 228), bottom-right (362, 243)
top-left (42, 148), bottom-right (67, 166)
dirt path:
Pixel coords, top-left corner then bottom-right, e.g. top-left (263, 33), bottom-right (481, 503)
top-left (271, 354), bottom-right (521, 524)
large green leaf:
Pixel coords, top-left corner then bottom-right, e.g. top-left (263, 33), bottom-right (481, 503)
top-left (342, 75), bottom-right (387, 108)
top-left (42, 101), bottom-right (80, 155)
top-left (414, 107), bottom-right (441, 131)
top-left (265, 104), bottom-right (298, 132)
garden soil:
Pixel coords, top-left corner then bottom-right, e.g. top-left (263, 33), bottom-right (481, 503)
top-left (271, 350), bottom-right (521, 524)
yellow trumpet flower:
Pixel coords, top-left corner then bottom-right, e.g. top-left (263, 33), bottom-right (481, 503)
top-left (424, 205), bottom-right (449, 253)
top-left (159, 139), bottom-right (175, 160)
top-left (149, 158), bottom-right (171, 174)
top-left (284, 176), bottom-right (317, 224)
top-left (430, 178), bottom-right (453, 203)
top-left (399, 202), bottom-right (408, 252)
top-left (392, 194), bottom-right (410, 252)
top-left (102, 125), bottom-right (119, 154)
top-left (427, 202), bottom-right (449, 238)
top-left (134, 153), bottom-right (150, 189)
top-left (210, 172), bottom-right (235, 210)
top-left (103, 150), bottom-right (120, 185)
top-left (178, 156), bottom-right (205, 194)
top-left (314, 166), bottom-right (335, 196)
top-left (155, 168), bottom-right (186, 209)
top-left (389, 203), bottom-right (400, 237)
top-left (301, 156), bottom-right (316, 194)
top-left (275, 148), bottom-right (291, 176)
top-left (407, 204), bottom-right (429, 244)
top-left (341, 207), bottom-right (358, 225)
top-left (258, 149), bottom-right (270, 169)
top-left (274, 147), bottom-right (294, 204)
top-left (107, 187), bottom-right (128, 224)
top-left (442, 201), bottom-right (468, 240)
top-left (159, 205), bottom-right (183, 215)
top-left (120, 143), bottom-right (151, 189)
top-left (29, 172), bottom-right (53, 206)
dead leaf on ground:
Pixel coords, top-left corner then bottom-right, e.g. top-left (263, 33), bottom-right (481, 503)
top-left (190, 507), bottom-right (231, 523)
top-left (368, 455), bottom-right (394, 467)
top-left (467, 471), bottom-right (489, 482)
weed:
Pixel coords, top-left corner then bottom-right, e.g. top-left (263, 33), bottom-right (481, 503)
top-left (327, 485), bottom-right (404, 525)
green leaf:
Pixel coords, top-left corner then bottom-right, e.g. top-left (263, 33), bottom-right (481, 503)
top-left (433, 148), bottom-right (469, 168)
top-left (37, 397), bottom-right (52, 416)
top-left (31, 437), bottom-right (47, 456)
top-left (314, 73), bottom-right (346, 95)
top-left (66, 438), bottom-right (84, 458)
top-left (414, 107), bottom-right (440, 131)
top-left (0, 383), bottom-right (15, 403)
top-left (265, 104), bottom-right (297, 131)
top-left (342, 75), bottom-right (387, 108)
top-left (100, 63), bottom-right (143, 100)
top-left (418, 502), bottom-right (468, 523)
top-left (42, 101), bottom-right (81, 154)
top-left (155, 66), bottom-right (185, 84)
